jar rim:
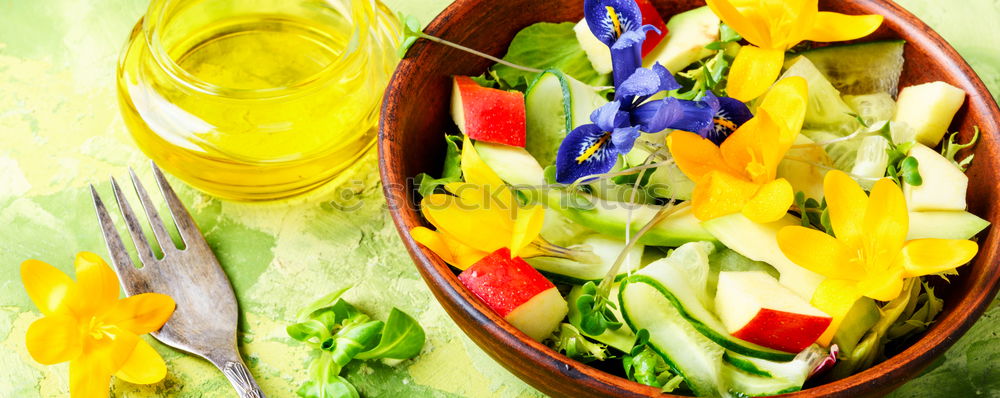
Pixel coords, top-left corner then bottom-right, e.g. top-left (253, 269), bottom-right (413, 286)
top-left (141, 0), bottom-right (376, 99)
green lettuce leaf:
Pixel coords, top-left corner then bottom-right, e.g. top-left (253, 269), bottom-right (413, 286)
top-left (493, 22), bottom-right (610, 90)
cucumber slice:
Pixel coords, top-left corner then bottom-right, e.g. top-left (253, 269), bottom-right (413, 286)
top-left (524, 70), bottom-right (608, 166)
top-left (541, 190), bottom-right (718, 247)
top-left (567, 284), bottom-right (635, 352)
top-left (831, 298), bottom-right (880, 355)
top-left (794, 40), bottom-right (906, 97)
top-left (702, 214), bottom-right (825, 300)
top-left (711, 249), bottom-right (780, 280)
top-left (850, 135), bottom-right (891, 189)
top-left (540, 208), bottom-right (594, 246)
top-left (624, 252), bottom-right (798, 361)
top-left (802, 129), bottom-right (859, 171)
top-left (844, 93), bottom-right (897, 126)
top-left (780, 56), bottom-right (857, 129)
top-left (527, 234), bottom-right (643, 284)
top-left (474, 141), bottom-right (546, 186)
top-left (619, 279), bottom-right (724, 397)
top-left (908, 210), bottom-right (991, 240)
top-left (721, 364), bottom-right (802, 397)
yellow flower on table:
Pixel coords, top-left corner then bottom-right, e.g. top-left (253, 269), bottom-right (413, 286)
top-left (411, 137), bottom-right (546, 270)
top-left (706, 0), bottom-right (884, 101)
top-left (777, 170), bottom-right (979, 344)
top-left (668, 76), bottom-right (808, 223)
top-left (21, 252), bottom-right (176, 397)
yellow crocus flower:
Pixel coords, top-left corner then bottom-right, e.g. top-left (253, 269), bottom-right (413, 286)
top-left (777, 170), bottom-right (979, 344)
top-left (411, 137), bottom-right (546, 269)
top-left (21, 252), bottom-right (176, 397)
top-left (668, 76), bottom-right (808, 223)
top-left (706, 0), bottom-right (884, 101)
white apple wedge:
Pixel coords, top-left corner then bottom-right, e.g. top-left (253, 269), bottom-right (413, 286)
top-left (716, 271), bottom-right (832, 353)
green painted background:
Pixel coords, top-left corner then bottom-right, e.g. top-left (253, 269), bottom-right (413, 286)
top-left (0, 0), bottom-right (996, 396)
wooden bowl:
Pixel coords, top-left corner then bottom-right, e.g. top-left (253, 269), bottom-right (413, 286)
top-left (379, 0), bottom-right (1000, 396)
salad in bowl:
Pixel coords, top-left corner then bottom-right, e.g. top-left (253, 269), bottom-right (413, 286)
top-left (395, 0), bottom-right (990, 396)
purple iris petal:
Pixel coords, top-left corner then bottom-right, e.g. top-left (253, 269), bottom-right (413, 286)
top-left (590, 101), bottom-right (628, 131)
top-left (632, 97), bottom-right (714, 134)
top-left (556, 124), bottom-right (623, 184)
top-left (584, 0), bottom-right (643, 47)
top-left (700, 92), bottom-right (753, 144)
top-left (610, 26), bottom-right (656, 88)
top-left (651, 63), bottom-right (681, 93)
top-left (617, 68), bottom-right (663, 99)
top-left (611, 125), bottom-right (642, 153)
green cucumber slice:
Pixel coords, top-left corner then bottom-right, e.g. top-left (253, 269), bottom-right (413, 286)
top-left (623, 263), bottom-right (797, 362)
top-left (527, 234), bottom-right (643, 285)
top-left (844, 92), bottom-right (897, 126)
top-left (794, 40), bottom-right (906, 97)
top-left (541, 190), bottom-right (718, 247)
top-left (619, 278), bottom-right (724, 397)
top-left (722, 364), bottom-right (802, 397)
top-left (722, 346), bottom-right (825, 396)
top-left (567, 284), bottom-right (636, 352)
top-left (780, 56), bottom-right (857, 129)
top-left (524, 70), bottom-right (607, 166)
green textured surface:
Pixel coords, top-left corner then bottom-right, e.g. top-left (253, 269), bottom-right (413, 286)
top-left (0, 0), bottom-right (996, 397)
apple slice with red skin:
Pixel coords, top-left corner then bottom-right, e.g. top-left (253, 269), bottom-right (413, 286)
top-left (451, 76), bottom-right (526, 147)
top-left (637, 0), bottom-right (668, 57)
top-left (715, 271), bottom-right (832, 353)
top-left (458, 248), bottom-right (568, 341)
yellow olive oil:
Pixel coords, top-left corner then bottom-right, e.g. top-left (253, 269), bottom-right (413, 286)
top-left (118, 1), bottom-right (399, 200)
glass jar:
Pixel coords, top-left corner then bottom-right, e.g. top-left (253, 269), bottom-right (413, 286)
top-left (117, 0), bottom-right (400, 201)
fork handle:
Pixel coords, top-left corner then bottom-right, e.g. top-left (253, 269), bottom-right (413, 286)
top-left (214, 357), bottom-right (266, 398)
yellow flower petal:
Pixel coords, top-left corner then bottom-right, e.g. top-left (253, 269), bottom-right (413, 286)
top-left (691, 171), bottom-right (758, 221)
top-left (85, 327), bottom-right (140, 375)
top-left (900, 239), bottom-right (978, 278)
top-left (823, 170), bottom-right (869, 247)
top-left (25, 315), bottom-right (82, 365)
top-left (706, 0), bottom-right (767, 46)
top-left (811, 279), bottom-right (862, 346)
top-left (20, 259), bottom-right (76, 316)
top-left (719, 111), bottom-right (784, 183)
top-left (74, 252), bottom-right (121, 318)
top-left (863, 178), bottom-right (909, 257)
top-left (726, 46), bottom-right (786, 102)
top-left (777, 225), bottom-right (858, 280)
top-left (858, 267), bottom-right (905, 302)
top-left (805, 12), bottom-right (884, 43)
top-left (100, 293), bottom-right (176, 335)
top-left (757, 76), bottom-right (809, 147)
top-left (742, 178), bottom-right (794, 223)
top-left (667, 131), bottom-right (740, 181)
top-left (115, 338), bottom-right (167, 384)
top-left (412, 226), bottom-right (458, 265)
top-left (421, 192), bottom-right (513, 254)
top-left (461, 136), bottom-right (506, 189)
top-left (509, 205), bottom-right (545, 258)
top-left (70, 359), bottom-right (112, 398)
top-left (411, 227), bottom-right (489, 270)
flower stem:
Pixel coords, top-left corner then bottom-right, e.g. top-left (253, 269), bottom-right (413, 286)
top-left (417, 33), bottom-right (543, 73)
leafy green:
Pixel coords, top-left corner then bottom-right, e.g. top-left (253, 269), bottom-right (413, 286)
top-left (397, 13), bottom-right (423, 59)
top-left (831, 279), bottom-right (944, 379)
top-left (492, 22), bottom-right (610, 90)
top-left (793, 191), bottom-right (831, 233)
top-left (876, 122), bottom-right (922, 187)
top-left (941, 128), bottom-right (980, 172)
top-left (623, 330), bottom-right (684, 392)
top-left (288, 289), bottom-right (426, 398)
top-left (550, 323), bottom-right (610, 363)
top-left (572, 281), bottom-right (623, 336)
top-left (414, 135), bottom-right (463, 197)
top-left (354, 309), bottom-right (425, 360)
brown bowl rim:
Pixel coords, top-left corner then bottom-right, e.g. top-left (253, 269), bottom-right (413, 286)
top-left (378, 0), bottom-right (1000, 396)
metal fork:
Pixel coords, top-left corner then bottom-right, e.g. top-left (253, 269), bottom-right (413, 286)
top-left (90, 163), bottom-right (265, 398)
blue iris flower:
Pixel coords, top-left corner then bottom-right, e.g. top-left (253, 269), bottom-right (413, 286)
top-left (554, 0), bottom-right (754, 184)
